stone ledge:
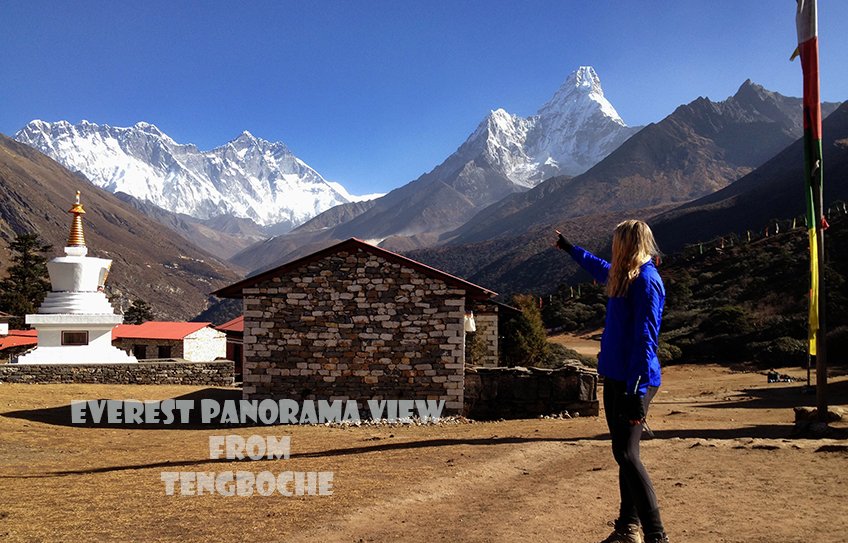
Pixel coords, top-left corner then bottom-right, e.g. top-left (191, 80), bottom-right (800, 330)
top-left (463, 363), bottom-right (599, 419)
top-left (0, 360), bottom-right (235, 386)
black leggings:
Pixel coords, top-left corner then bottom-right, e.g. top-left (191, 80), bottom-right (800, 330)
top-left (603, 379), bottom-right (664, 537)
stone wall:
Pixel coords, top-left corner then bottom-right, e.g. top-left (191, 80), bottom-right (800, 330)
top-left (243, 247), bottom-right (467, 413)
top-left (463, 364), bottom-right (598, 420)
top-left (0, 360), bottom-right (234, 385)
top-left (112, 338), bottom-right (183, 360)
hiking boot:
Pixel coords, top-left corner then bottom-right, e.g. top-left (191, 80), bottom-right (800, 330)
top-left (599, 523), bottom-right (643, 543)
top-left (644, 534), bottom-right (669, 543)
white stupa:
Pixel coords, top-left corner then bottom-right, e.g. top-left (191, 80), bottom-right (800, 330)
top-left (16, 192), bottom-right (137, 364)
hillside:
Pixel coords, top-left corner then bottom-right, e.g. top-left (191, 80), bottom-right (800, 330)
top-left (114, 192), bottom-right (264, 263)
top-left (0, 134), bottom-right (239, 320)
top-left (652, 101), bottom-right (848, 251)
top-left (407, 204), bottom-right (677, 298)
top-left (542, 211), bottom-right (848, 366)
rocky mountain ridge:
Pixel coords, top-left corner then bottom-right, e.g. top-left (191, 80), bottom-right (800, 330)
top-left (14, 121), bottom-right (367, 230)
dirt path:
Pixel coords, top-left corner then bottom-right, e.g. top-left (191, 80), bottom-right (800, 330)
top-left (298, 435), bottom-right (848, 543)
top-left (300, 439), bottom-right (612, 543)
top-left (549, 330), bottom-right (602, 357)
top-left (1, 364), bottom-right (847, 542)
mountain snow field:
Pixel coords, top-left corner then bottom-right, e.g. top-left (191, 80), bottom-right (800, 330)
top-left (15, 121), bottom-right (376, 229)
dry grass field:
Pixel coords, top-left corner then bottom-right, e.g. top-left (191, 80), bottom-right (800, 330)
top-left (1, 363), bottom-right (847, 543)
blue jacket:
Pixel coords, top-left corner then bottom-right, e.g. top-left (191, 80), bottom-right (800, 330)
top-left (568, 245), bottom-right (665, 396)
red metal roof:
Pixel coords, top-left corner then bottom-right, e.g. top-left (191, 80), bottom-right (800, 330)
top-left (0, 330), bottom-right (39, 351)
top-left (216, 315), bottom-right (244, 333)
top-left (212, 238), bottom-right (497, 300)
top-left (112, 322), bottom-right (212, 341)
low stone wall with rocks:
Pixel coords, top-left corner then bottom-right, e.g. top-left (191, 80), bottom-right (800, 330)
top-left (112, 338), bottom-right (183, 360)
top-left (0, 360), bottom-right (234, 386)
top-left (463, 364), bottom-right (598, 420)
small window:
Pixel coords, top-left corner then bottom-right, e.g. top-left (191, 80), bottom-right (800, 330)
top-left (132, 345), bottom-right (147, 359)
top-left (61, 331), bottom-right (89, 346)
top-left (158, 345), bottom-right (172, 359)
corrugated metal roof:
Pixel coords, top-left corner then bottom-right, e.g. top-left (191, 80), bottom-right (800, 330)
top-left (216, 315), bottom-right (244, 334)
top-left (0, 330), bottom-right (39, 351)
top-left (112, 322), bottom-right (212, 341)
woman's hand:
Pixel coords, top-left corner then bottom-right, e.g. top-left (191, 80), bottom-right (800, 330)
top-left (554, 230), bottom-right (573, 252)
top-left (621, 394), bottom-right (646, 425)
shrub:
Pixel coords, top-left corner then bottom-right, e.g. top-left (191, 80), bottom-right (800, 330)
top-left (701, 305), bottom-right (753, 335)
top-left (465, 330), bottom-right (489, 366)
top-left (657, 341), bottom-right (683, 364)
top-left (751, 336), bottom-right (808, 366)
top-left (500, 294), bottom-right (548, 367)
top-left (538, 342), bottom-right (598, 369)
top-left (664, 269), bottom-right (694, 310)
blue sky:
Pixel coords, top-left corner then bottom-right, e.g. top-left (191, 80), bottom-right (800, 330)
top-left (2, 1), bottom-right (847, 195)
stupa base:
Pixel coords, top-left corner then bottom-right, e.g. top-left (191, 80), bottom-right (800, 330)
top-left (16, 345), bottom-right (138, 364)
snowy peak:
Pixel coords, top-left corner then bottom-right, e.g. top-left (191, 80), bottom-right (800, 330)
top-left (573, 65), bottom-right (603, 93)
top-left (131, 121), bottom-right (167, 137)
top-left (14, 120), bottom-right (365, 228)
top-left (538, 65), bottom-right (625, 126)
top-left (553, 65), bottom-right (604, 98)
top-left (231, 130), bottom-right (265, 149)
top-left (459, 66), bottom-right (638, 186)
top-left (479, 109), bottom-right (531, 151)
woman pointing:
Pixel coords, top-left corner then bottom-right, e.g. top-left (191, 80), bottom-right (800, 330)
top-left (556, 220), bottom-right (670, 543)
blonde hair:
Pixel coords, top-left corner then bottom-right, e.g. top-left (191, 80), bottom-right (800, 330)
top-left (606, 220), bottom-right (660, 298)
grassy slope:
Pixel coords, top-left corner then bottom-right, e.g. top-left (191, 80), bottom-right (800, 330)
top-left (542, 211), bottom-right (848, 366)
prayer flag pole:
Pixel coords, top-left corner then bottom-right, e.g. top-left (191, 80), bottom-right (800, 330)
top-left (793, 0), bottom-right (828, 421)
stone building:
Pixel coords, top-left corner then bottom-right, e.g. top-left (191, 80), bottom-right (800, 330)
top-left (112, 322), bottom-right (226, 362)
top-left (214, 238), bottom-right (498, 413)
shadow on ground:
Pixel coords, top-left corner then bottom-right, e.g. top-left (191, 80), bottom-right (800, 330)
top-left (700, 379), bottom-right (848, 410)
top-left (1, 388), bottom-right (245, 430)
top-left (3, 422), bottom-right (845, 481)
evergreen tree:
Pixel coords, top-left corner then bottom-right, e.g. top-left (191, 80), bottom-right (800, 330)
top-left (465, 330), bottom-right (489, 366)
top-left (0, 233), bottom-right (52, 328)
top-left (500, 293), bottom-right (548, 367)
top-left (124, 299), bottom-right (154, 324)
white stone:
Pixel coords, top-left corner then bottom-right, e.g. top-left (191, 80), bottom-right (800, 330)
top-left (17, 320), bottom-right (135, 364)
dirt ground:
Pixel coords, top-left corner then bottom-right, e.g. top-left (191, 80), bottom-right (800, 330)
top-left (549, 329), bottom-right (603, 357)
top-left (1, 362), bottom-right (847, 543)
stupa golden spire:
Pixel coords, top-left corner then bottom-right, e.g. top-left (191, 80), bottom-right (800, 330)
top-left (67, 191), bottom-right (86, 247)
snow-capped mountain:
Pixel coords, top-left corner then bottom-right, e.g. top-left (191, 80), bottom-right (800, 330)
top-left (469, 66), bottom-right (639, 186)
top-left (231, 67), bottom-right (641, 271)
top-left (14, 120), bottom-right (364, 228)
top-left (318, 66), bottom-right (638, 240)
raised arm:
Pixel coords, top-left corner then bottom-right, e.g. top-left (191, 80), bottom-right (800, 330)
top-left (567, 245), bottom-right (610, 284)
